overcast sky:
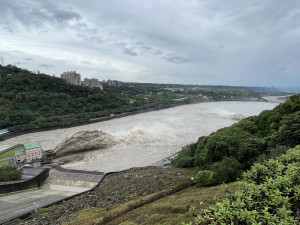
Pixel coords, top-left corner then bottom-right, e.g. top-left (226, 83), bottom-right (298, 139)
top-left (0, 0), bottom-right (300, 86)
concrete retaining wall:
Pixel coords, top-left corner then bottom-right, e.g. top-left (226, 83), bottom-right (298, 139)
top-left (0, 168), bottom-right (49, 194)
top-left (0, 144), bottom-right (23, 155)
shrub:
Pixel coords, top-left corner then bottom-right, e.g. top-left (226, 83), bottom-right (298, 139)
top-left (172, 144), bottom-right (196, 168)
top-left (194, 170), bottom-right (216, 186)
top-left (0, 164), bottom-right (22, 182)
top-left (172, 155), bottom-right (194, 168)
top-left (184, 145), bottom-right (300, 224)
top-left (210, 157), bottom-right (242, 183)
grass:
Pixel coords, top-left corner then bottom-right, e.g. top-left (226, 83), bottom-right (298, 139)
top-left (0, 160), bottom-right (9, 166)
top-left (65, 179), bottom-right (194, 225)
top-left (105, 182), bottom-right (238, 225)
top-left (64, 181), bottom-right (237, 225)
top-left (0, 146), bottom-right (23, 160)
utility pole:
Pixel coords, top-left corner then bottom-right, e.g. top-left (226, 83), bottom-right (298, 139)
top-left (0, 56), bottom-right (4, 66)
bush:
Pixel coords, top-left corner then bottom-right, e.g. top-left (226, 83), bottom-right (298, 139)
top-left (171, 155), bottom-right (194, 168)
top-left (184, 145), bottom-right (300, 224)
top-left (210, 157), bottom-right (242, 183)
top-left (194, 170), bottom-right (216, 186)
top-left (0, 164), bottom-right (22, 182)
top-left (172, 144), bottom-right (196, 168)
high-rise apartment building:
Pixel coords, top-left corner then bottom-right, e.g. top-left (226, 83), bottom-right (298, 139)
top-left (83, 78), bottom-right (103, 90)
top-left (60, 71), bottom-right (81, 85)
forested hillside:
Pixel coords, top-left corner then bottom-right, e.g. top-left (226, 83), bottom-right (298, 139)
top-left (0, 65), bottom-right (133, 131)
top-left (173, 94), bottom-right (300, 184)
top-left (0, 65), bottom-right (265, 132)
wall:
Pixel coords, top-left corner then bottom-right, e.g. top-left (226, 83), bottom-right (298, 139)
top-left (0, 168), bottom-right (49, 194)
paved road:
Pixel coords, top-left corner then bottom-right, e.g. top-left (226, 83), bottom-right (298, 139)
top-left (0, 168), bottom-right (104, 224)
top-left (0, 188), bottom-right (75, 224)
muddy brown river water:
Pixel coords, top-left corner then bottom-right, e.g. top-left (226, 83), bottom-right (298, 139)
top-left (0, 101), bottom-right (278, 172)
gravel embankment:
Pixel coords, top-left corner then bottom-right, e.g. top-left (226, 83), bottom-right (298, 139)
top-left (12, 166), bottom-right (195, 225)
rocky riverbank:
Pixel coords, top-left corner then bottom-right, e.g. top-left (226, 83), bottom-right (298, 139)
top-left (11, 166), bottom-right (196, 225)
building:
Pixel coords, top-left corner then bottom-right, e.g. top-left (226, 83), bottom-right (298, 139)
top-left (14, 150), bottom-right (26, 163)
top-left (60, 71), bottom-right (81, 85)
top-left (107, 79), bottom-right (122, 87)
top-left (83, 78), bottom-right (103, 90)
top-left (23, 142), bottom-right (43, 163)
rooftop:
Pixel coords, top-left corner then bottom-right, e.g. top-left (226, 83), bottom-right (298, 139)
top-left (24, 142), bottom-right (41, 150)
top-left (14, 150), bottom-right (25, 156)
top-left (0, 129), bottom-right (9, 135)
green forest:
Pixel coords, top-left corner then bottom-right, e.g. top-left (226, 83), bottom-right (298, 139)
top-left (0, 64), bottom-right (265, 132)
top-left (173, 94), bottom-right (300, 185)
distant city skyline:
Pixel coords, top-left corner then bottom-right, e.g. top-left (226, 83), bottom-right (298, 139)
top-left (0, 0), bottom-right (300, 87)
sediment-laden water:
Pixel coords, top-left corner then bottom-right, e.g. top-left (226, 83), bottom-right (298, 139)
top-left (0, 101), bottom-right (278, 172)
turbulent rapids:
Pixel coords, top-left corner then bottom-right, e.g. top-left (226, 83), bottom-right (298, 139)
top-left (54, 128), bottom-right (159, 157)
top-left (0, 101), bottom-right (278, 172)
top-left (54, 130), bottom-right (116, 157)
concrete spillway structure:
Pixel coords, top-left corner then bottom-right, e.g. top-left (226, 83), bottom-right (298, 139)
top-left (0, 167), bottom-right (104, 224)
top-left (41, 168), bottom-right (104, 192)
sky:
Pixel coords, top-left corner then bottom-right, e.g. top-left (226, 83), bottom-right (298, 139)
top-left (0, 0), bottom-right (300, 87)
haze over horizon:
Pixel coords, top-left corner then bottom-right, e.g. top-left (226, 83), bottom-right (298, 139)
top-left (0, 0), bottom-right (299, 87)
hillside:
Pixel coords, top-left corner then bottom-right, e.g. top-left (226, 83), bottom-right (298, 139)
top-left (0, 65), bottom-right (130, 132)
top-left (173, 94), bottom-right (300, 184)
top-left (185, 145), bottom-right (300, 224)
top-left (0, 65), bottom-right (265, 132)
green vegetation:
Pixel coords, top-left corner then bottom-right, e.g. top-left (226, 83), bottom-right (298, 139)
top-left (0, 160), bottom-right (9, 166)
top-left (64, 183), bottom-right (238, 225)
top-left (173, 94), bottom-right (300, 184)
top-left (64, 180), bottom-right (193, 225)
top-left (184, 145), bottom-right (300, 224)
top-left (0, 146), bottom-right (23, 160)
top-left (0, 164), bottom-right (22, 182)
top-left (0, 64), bottom-right (264, 132)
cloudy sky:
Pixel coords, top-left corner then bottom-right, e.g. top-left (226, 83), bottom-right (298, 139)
top-left (0, 0), bottom-right (300, 86)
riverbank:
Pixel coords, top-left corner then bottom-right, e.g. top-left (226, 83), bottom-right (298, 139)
top-left (1, 98), bottom-right (269, 142)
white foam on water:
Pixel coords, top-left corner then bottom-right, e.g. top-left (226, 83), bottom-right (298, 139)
top-left (0, 101), bottom-right (278, 172)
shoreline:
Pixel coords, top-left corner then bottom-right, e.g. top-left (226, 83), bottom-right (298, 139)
top-left (0, 99), bottom-right (269, 142)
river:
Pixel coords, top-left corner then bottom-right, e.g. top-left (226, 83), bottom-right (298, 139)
top-left (0, 101), bottom-right (278, 172)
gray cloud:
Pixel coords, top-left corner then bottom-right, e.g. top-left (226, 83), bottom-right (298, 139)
top-left (38, 64), bottom-right (54, 69)
top-left (0, 0), bottom-right (299, 86)
top-left (0, 0), bottom-right (82, 32)
top-left (123, 47), bottom-right (138, 56)
top-left (25, 58), bottom-right (34, 61)
top-left (164, 53), bottom-right (191, 64)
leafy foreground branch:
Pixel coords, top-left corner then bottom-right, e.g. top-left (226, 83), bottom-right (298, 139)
top-left (184, 145), bottom-right (300, 225)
